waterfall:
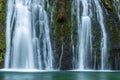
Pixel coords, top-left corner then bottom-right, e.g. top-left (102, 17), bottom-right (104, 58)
top-left (72, 0), bottom-right (92, 70)
top-left (4, 0), bottom-right (109, 70)
top-left (5, 0), bottom-right (53, 70)
top-left (72, 0), bottom-right (107, 70)
top-left (78, 16), bottom-right (92, 70)
top-left (78, 0), bottom-right (92, 70)
top-left (93, 0), bottom-right (107, 70)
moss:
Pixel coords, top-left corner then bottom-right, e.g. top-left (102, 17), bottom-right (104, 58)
top-left (0, 0), bottom-right (6, 22)
top-left (101, 0), bottom-right (120, 50)
top-left (53, 0), bottom-right (73, 69)
top-left (54, 0), bottom-right (72, 40)
top-left (0, 0), bottom-right (6, 64)
top-left (0, 2), bottom-right (3, 11)
top-left (105, 12), bottom-right (120, 46)
top-left (101, 0), bottom-right (113, 11)
top-left (0, 13), bottom-right (6, 22)
top-left (0, 27), bottom-right (6, 62)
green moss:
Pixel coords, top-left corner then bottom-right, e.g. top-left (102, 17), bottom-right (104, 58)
top-left (105, 0), bottom-right (112, 10)
top-left (101, 0), bottom-right (114, 11)
top-left (0, 0), bottom-right (6, 22)
top-left (54, 1), bottom-right (72, 40)
top-left (0, 28), bottom-right (6, 62)
top-left (0, 13), bottom-right (6, 22)
top-left (93, 25), bottom-right (101, 48)
top-left (0, 0), bottom-right (6, 63)
top-left (0, 2), bottom-right (3, 11)
top-left (0, 53), bottom-right (4, 62)
top-left (53, 0), bottom-right (72, 57)
top-left (105, 15), bottom-right (120, 45)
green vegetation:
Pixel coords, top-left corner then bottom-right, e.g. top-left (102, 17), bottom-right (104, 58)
top-left (101, 0), bottom-right (113, 10)
top-left (53, 0), bottom-right (72, 41)
top-left (0, 0), bottom-right (6, 22)
top-left (0, 0), bottom-right (6, 64)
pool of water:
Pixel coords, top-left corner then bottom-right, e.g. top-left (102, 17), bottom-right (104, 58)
top-left (0, 71), bottom-right (120, 80)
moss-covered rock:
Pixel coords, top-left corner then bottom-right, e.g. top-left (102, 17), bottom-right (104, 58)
top-left (101, 0), bottom-right (113, 10)
top-left (0, 0), bottom-right (6, 68)
top-left (53, 0), bottom-right (73, 70)
top-left (101, 0), bottom-right (120, 69)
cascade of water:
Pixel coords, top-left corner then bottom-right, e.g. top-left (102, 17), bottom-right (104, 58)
top-left (93, 0), bottom-right (107, 70)
top-left (5, 0), bottom-right (53, 70)
top-left (5, 0), bottom-right (14, 68)
top-left (58, 44), bottom-right (64, 69)
top-left (71, 31), bottom-right (76, 69)
top-left (72, 0), bottom-right (92, 70)
top-left (11, 3), bottom-right (34, 69)
top-left (71, 0), bottom-right (76, 69)
top-left (72, 0), bottom-right (107, 70)
top-left (5, 0), bottom-right (108, 70)
top-left (78, 16), bottom-right (92, 70)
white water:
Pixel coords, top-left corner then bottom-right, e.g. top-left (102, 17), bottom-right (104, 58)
top-left (5, 0), bottom-right (108, 71)
top-left (78, 0), bottom-right (92, 70)
top-left (5, 0), bottom-right (53, 70)
top-left (5, 0), bottom-right (14, 69)
top-left (94, 0), bottom-right (107, 70)
top-left (78, 16), bottom-right (92, 70)
top-left (72, 0), bottom-right (107, 70)
top-left (11, 3), bottom-right (34, 69)
top-left (72, 0), bottom-right (92, 70)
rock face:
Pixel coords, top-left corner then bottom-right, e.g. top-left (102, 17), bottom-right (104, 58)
top-left (0, 0), bottom-right (6, 68)
top-left (97, 0), bottom-right (119, 70)
top-left (53, 0), bottom-right (73, 70)
top-left (103, 0), bottom-right (120, 69)
top-left (53, 0), bottom-right (120, 70)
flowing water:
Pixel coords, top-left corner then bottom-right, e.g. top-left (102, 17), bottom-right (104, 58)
top-left (4, 0), bottom-right (114, 71)
top-left (93, 0), bottom-right (107, 70)
top-left (5, 0), bottom-right (53, 70)
top-left (72, 0), bottom-right (92, 71)
top-left (72, 0), bottom-right (107, 70)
